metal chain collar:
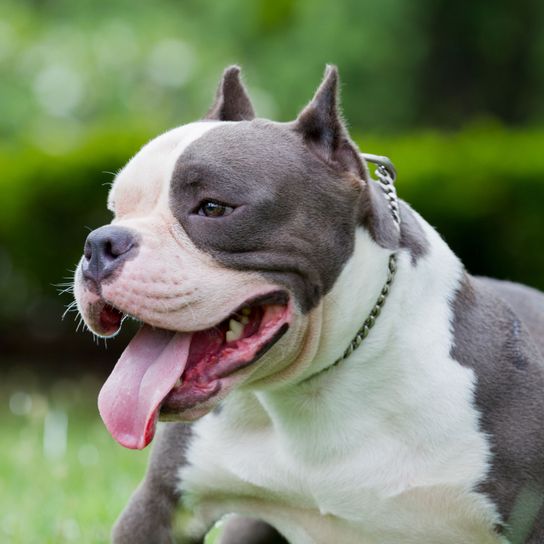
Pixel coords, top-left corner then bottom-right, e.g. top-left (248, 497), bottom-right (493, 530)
top-left (329, 252), bottom-right (397, 368)
top-left (303, 154), bottom-right (400, 382)
top-left (364, 152), bottom-right (401, 229)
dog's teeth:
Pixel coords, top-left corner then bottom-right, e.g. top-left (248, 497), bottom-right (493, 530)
top-left (175, 377), bottom-right (182, 387)
top-left (227, 319), bottom-right (244, 342)
top-left (241, 316), bottom-right (249, 325)
top-left (241, 307), bottom-right (251, 316)
top-left (229, 319), bottom-right (244, 334)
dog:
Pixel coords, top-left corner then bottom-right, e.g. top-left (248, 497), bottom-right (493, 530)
top-left (73, 65), bottom-right (544, 543)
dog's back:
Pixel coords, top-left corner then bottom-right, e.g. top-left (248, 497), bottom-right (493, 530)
top-left (480, 277), bottom-right (544, 357)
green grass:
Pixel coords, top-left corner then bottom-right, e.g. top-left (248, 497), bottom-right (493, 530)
top-left (3, 367), bottom-right (544, 543)
top-left (0, 369), bottom-right (221, 544)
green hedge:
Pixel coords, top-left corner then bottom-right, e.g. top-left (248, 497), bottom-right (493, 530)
top-left (1, 123), bottom-right (543, 333)
top-left (359, 124), bottom-right (544, 289)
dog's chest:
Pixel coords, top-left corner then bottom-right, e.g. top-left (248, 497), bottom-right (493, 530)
top-left (180, 367), bottom-right (500, 543)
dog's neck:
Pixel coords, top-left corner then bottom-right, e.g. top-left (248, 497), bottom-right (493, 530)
top-left (304, 252), bottom-right (398, 383)
top-left (297, 168), bottom-right (403, 382)
top-left (248, 211), bottom-right (472, 467)
top-left (300, 229), bottom-right (398, 380)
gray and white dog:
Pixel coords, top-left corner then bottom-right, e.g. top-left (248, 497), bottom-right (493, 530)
top-left (73, 65), bottom-right (544, 543)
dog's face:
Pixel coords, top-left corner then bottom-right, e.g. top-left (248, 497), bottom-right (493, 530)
top-left (74, 66), bottom-right (370, 449)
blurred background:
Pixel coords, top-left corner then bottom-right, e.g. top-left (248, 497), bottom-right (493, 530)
top-left (1, 0), bottom-right (543, 542)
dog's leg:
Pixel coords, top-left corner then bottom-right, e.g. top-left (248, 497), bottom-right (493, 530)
top-left (112, 422), bottom-right (199, 544)
top-left (524, 507), bottom-right (544, 544)
top-left (217, 515), bottom-right (289, 544)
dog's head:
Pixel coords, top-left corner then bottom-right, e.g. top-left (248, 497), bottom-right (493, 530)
top-left (74, 65), bottom-right (398, 449)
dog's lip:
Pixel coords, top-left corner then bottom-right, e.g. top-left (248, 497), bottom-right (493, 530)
top-left (158, 291), bottom-right (291, 415)
top-left (226, 289), bottom-right (289, 317)
top-left (159, 325), bottom-right (290, 420)
top-left (94, 289), bottom-right (291, 438)
top-left (86, 289), bottom-right (290, 338)
top-left (84, 298), bottom-right (125, 337)
top-left (99, 304), bottom-right (124, 335)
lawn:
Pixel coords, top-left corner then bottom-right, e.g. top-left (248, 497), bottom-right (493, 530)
top-left (2, 360), bottom-right (541, 544)
top-left (0, 366), bottom-right (221, 544)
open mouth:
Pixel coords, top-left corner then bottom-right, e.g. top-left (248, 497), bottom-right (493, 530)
top-left (95, 291), bottom-right (290, 450)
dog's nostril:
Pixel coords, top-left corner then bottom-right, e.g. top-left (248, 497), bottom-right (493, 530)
top-left (82, 226), bottom-right (139, 284)
top-left (106, 237), bottom-right (134, 259)
top-left (104, 240), bottom-right (115, 260)
top-left (84, 240), bottom-right (92, 261)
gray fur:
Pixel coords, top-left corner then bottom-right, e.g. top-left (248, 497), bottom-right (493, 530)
top-left (398, 201), bottom-right (429, 264)
top-left (172, 66), bottom-right (374, 313)
top-left (204, 66), bottom-right (256, 122)
top-left (112, 423), bottom-right (195, 544)
top-left (450, 275), bottom-right (544, 539)
top-left (480, 277), bottom-right (544, 357)
top-left (360, 181), bottom-right (429, 264)
top-left (169, 124), bottom-right (428, 313)
top-left (294, 65), bottom-right (367, 180)
top-left (359, 178), bottom-right (399, 250)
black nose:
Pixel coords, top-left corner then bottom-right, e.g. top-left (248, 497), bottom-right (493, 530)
top-left (82, 226), bottom-right (138, 285)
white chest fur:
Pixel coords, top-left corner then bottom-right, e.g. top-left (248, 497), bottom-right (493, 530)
top-left (179, 225), bottom-right (503, 543)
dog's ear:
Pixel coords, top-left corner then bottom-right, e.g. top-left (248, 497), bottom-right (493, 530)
top-left (204, 65), bottom-right (256, 122)
top-left (294, 65), bottom-right (367, 180)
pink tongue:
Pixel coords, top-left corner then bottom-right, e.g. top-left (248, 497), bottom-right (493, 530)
top-left (98, 324), bottom-right (191, 450)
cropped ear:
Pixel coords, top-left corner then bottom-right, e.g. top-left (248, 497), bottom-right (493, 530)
top-left (294, 65), bottom-right (367, 180)
top-left (204, 65), bottom-right (256, 121)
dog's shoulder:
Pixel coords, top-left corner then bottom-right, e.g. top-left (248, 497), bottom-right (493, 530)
top-left (450, 272), bottom-right (544, 370)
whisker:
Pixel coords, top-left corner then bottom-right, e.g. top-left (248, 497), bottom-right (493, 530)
top-left (62, 301), bottom-right (78, 320)
top-left (75, 315), bottom-right (86, 333)
top-left (54, 277), bottom-right (75, 295)
top-left (57, 285), bottom-right (74, 296)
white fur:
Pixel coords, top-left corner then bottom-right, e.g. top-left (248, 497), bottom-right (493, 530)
top-left (108, 122), bottom-right (224, 217)
top-left (179, 215), bottom-right (504, 543)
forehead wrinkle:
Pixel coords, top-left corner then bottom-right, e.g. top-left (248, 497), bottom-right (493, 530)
top-left (155, 122), bottom-right (239, 206)
top-left (110, 121), bottom-right (230, 218)
top-left (169, 120), bottom-right (361, 312)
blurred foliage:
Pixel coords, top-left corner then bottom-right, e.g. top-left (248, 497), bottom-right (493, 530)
top-left (0, 372), bottom-right (149, 543)
top-left (0, 0), bottom-right (543, 351)
top-left (1, 122), bottom-right (544, 343)
top-left (1, 371), bottom-right (224, 543)
top-left (1, 0), bottom-right (544, 140)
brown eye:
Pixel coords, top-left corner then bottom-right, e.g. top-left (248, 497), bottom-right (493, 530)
top-left (197, 200), bottom-right (234, 218)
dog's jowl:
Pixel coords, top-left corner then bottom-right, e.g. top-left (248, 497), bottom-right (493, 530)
top-left (73, 65), bottom-right (544, 543)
